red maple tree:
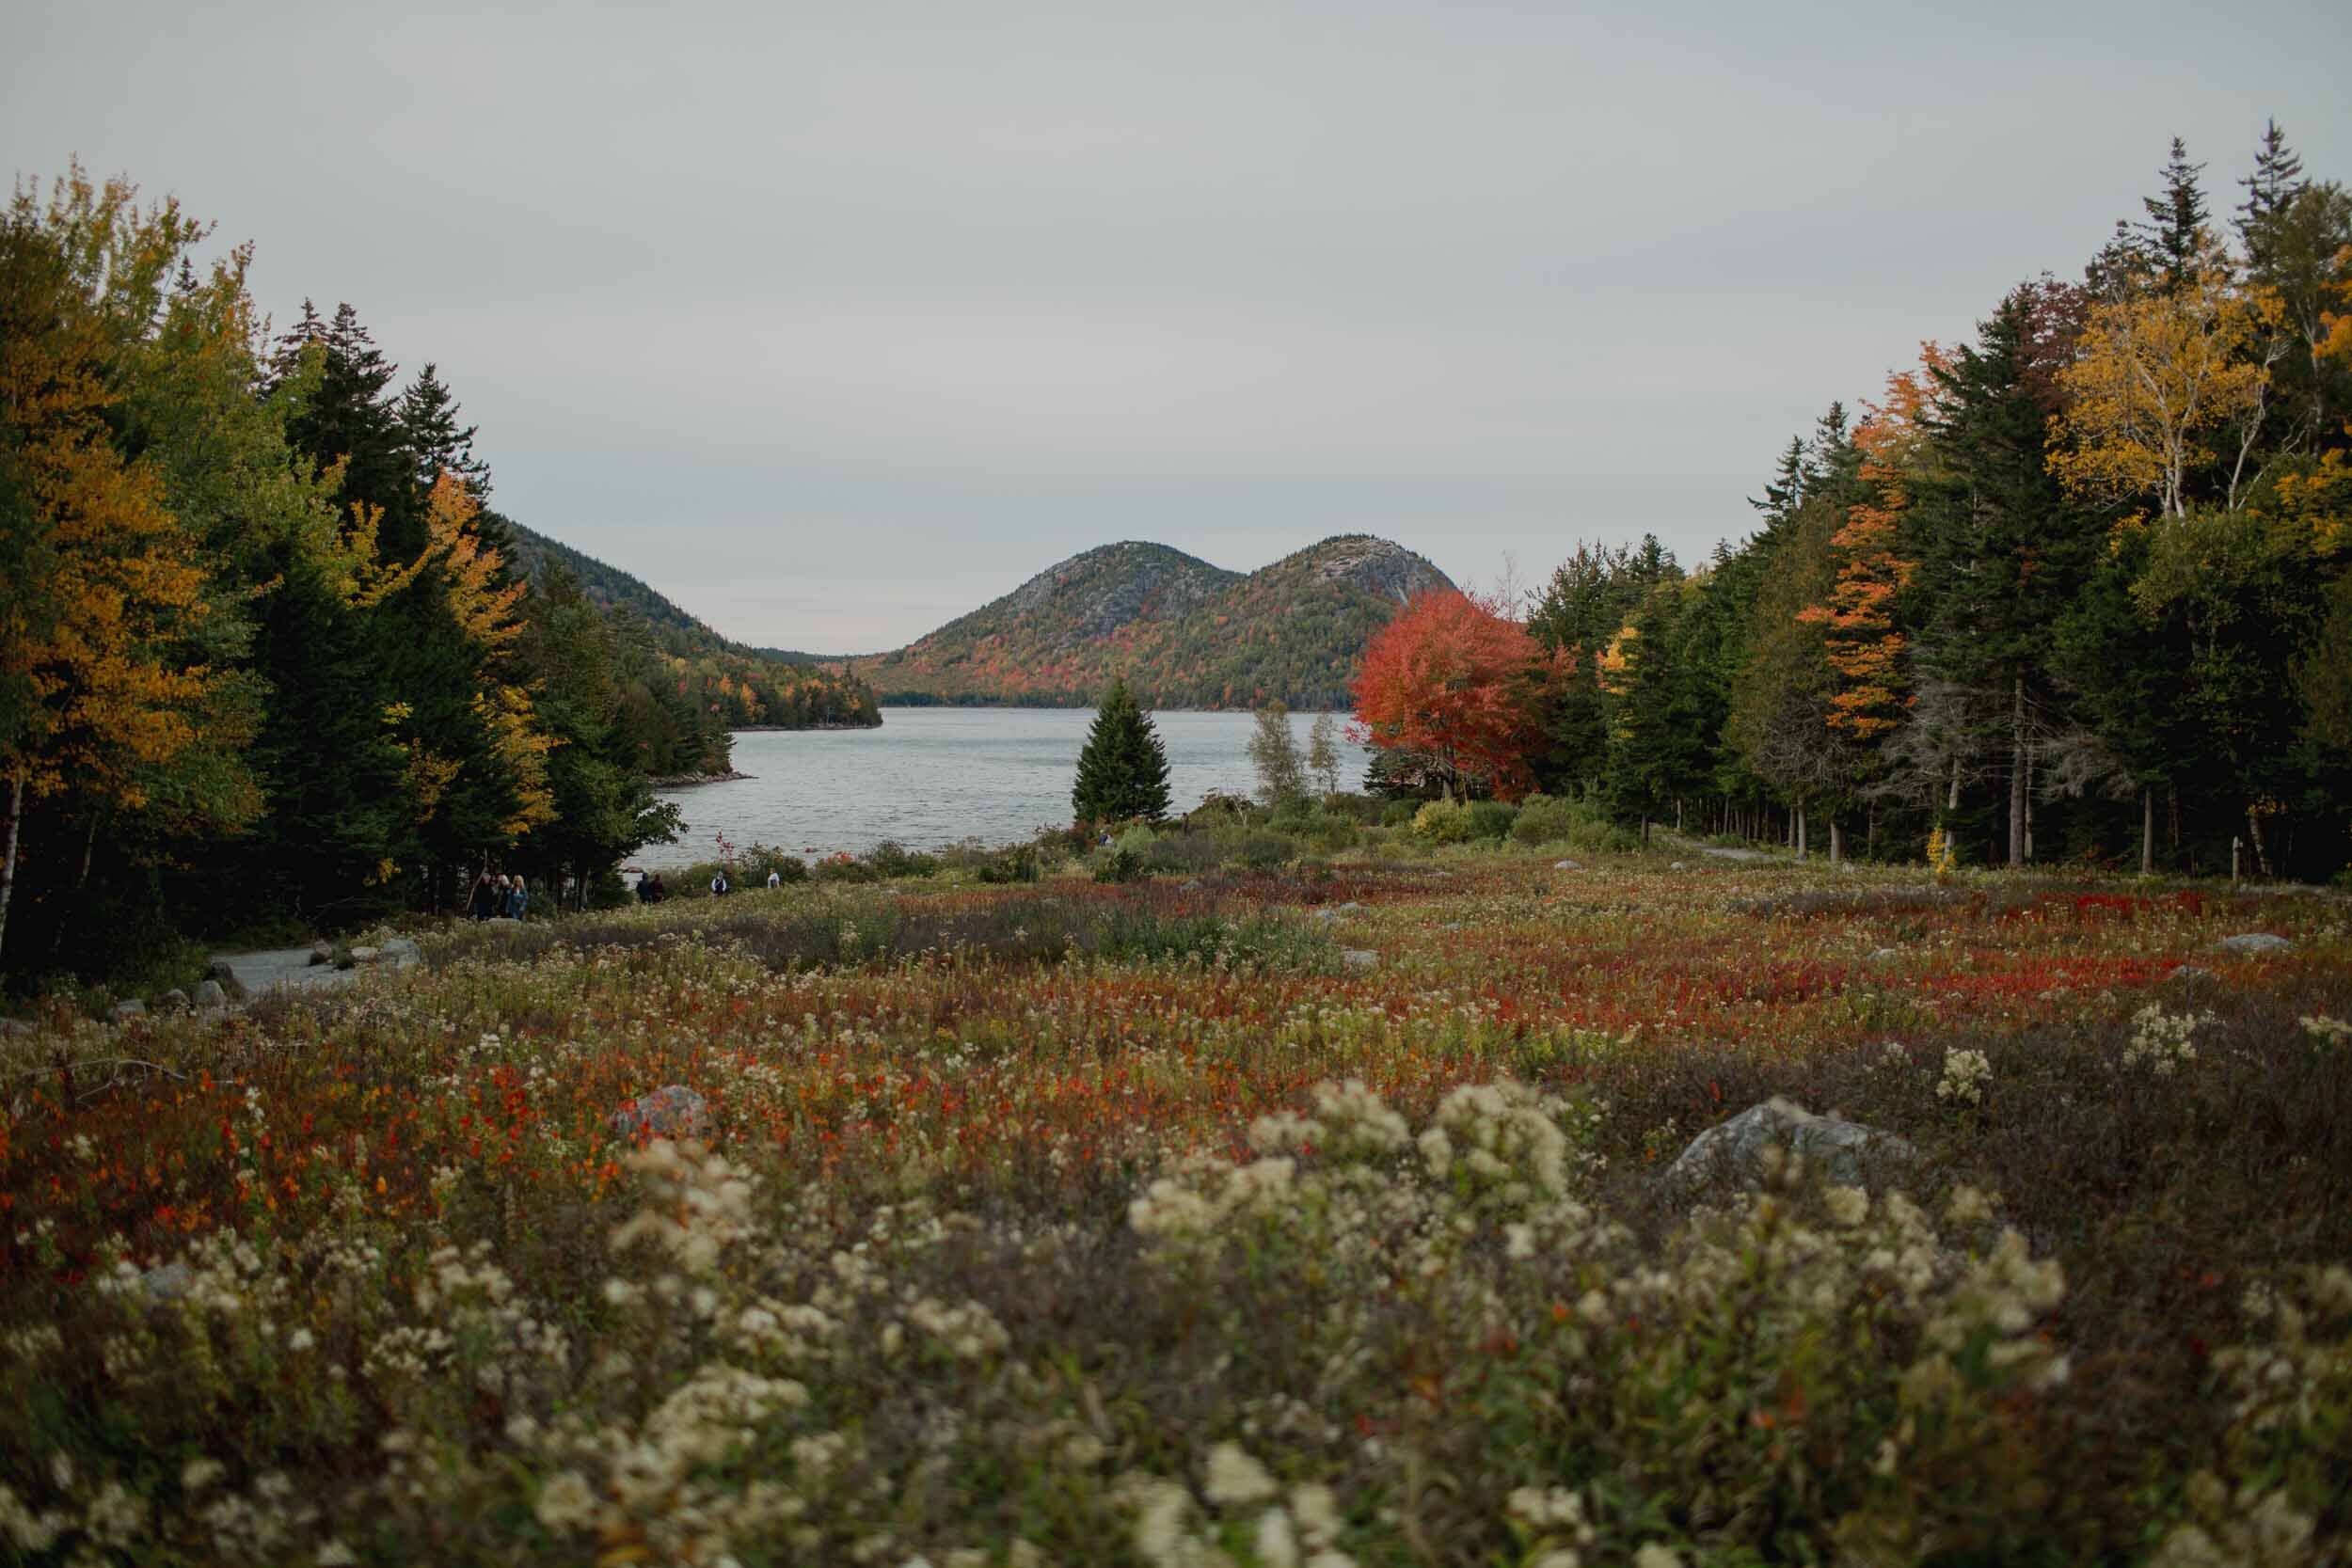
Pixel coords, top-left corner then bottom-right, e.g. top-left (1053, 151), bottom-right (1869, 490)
top-left (1350, 590), bottom-right (1557, 800)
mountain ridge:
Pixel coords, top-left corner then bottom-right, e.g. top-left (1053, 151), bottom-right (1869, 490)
top-left (851, 533), bottom-right (1453, 709)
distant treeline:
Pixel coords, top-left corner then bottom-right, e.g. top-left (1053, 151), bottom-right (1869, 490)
top-left (0, 166), bottom-right (878, 985)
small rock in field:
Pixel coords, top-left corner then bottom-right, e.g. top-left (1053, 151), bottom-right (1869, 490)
top-left (308, 946), bottom-right (333, 966)
top-left (1341, 949), bottom-right (1379, 973)
top-left (2217, 932), bottom-right (2291, 955)
top-left (141, 1262), bottom-right (193, 1303)
top-left (193, 979), bottom-right (229, 1010)
top-left (157, 988), bottom-right (190, 1013)
top-left (485, 916), bottom-right (521, 928)
top-left (610, 1085), bottom-right (712, 1142)
top-left (1553, 859), bottom-right (1582, 871)
top-left (382, 937), bottom-right (421, 966)
top-left (1656, 1098), bottom-right (1916, 1207)
top-left (1669, 861), bottom-right (1687, 870)
top-left (108, 999), bottom-right (148, 1024)
top-left (1867, 948), bottom-right (1899, 963)
top-left (2167, 964), bottom-right (2216, 982)
top-left (349, 945), bottom-right (381, 965)
top-left (203, 959), bottom-right (247, 1001)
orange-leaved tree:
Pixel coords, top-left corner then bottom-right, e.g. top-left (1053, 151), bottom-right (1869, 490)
top-left (1350, 589), bottom-right (1556, 800)
top-left (1797, 354), bottom-right (1936, 742)
top-left (0, 183), bottom-right (232, 958)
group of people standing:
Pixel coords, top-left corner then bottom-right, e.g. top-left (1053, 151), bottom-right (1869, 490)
top-left (468, 871), bottom-right (529, 921)
top-left (635, 871), bottom-right (670, 904)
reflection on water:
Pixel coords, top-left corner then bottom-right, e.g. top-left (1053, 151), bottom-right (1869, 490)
top-left (639, 706), bottom-right (1370, 868)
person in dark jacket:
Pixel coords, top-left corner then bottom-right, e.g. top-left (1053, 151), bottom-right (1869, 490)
top-left (469, 871), bottom-right (496, 921)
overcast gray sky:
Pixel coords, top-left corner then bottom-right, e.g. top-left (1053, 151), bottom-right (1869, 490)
top-left (8, 0), bottom-right (2349, 651)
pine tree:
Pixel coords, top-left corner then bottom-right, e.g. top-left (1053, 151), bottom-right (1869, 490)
top-left (2236, 119), bottom-right (2306, 246)
top-left (2141, 136), bottom-right (2210, 293)
top-left (1072, 677), bottom-right (1171, 823)
top-left (396, 362), bottom-right (492, 499)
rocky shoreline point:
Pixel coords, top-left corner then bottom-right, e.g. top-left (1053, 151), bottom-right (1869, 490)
top-left (649, 768), bottom-right (753, 789)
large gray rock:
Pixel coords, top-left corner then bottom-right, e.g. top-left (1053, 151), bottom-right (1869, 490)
top-left (156, 989), bottom-right (191, 1013)
top-left (485, 916), bottom-right (521, 929)
top-left (108, 999), bottom-right (147, 1024)
top-left (348, 945), bottom-right (381, 966)
top-left (381, 937), bottom-right (421, 966)
top-left (203, 959), bottom-right (246, 1001)
top-left (1553, 859), bottom-right (1582, 871)
top-left (610, 1085), bottom-right (712, 1142)
top-left (1341, 949), bottom-right (1379, 974)
top-left (1656, 1099), bottom-right (1916, 1207)
top-left (193, 979), bottom-right (229, 1010)
top-left (2217, 932), bottom-right (2291, 955)
top-left (1312, 902), bottom-right (1367, 923)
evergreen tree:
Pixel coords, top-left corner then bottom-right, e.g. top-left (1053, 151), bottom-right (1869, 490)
top-left (1072, 678), bottom-right (1171, 823)
top-left (1909, 285), bottom-right (2103, 865)
top-left (1307, 712), bottom-right (1343, 798)
top-left (2236, 119), bottom-right (2306, 243)
top-left (2140, 136), bottom-right (2211, 293)
top-left (396, 362), bottom-right (491, 499)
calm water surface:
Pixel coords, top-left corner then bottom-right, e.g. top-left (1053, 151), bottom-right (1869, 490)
top-left (640, 707), bottom-right (1371, 868)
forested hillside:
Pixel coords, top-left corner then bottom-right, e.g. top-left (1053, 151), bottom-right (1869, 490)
top-left (1356, 129), bottom-right (2352, 883)
top-left (503, 524), bottom-right (879, 733)
top-left (0, 166), bottom-right (871, 981)
top-left (860, 534), bottom-right (1452, 707)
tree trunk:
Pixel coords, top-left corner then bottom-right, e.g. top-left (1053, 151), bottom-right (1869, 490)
top-left (1867, 800), bottom-right (1877, 860)
top-left (77, 813), bottom-right (99, 890)
top-left (1796, 801), bottom-right (1808, 858)
top-left (2246, 806), bottom-right (2274, 880)
top-left (0, 773), bottom-right (22, 963)
top-left (2008, 674), bottom-right (2027, 871)
top-left (2140, 787), bottom-right (2154, 877)
top-left (1829, 817), bottom-right (1843, 865)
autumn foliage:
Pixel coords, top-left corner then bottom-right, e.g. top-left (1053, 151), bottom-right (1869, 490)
top-left (1351, 589), bottom-right (1557, 800)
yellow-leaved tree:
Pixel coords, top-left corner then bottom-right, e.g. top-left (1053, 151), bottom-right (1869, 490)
top-left (0, 185), bottom-right (238, 958)
top-left (2048, 255), bottom-right (2274, 520)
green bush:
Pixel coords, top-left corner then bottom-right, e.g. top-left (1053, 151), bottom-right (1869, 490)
top-left (1295, 811), bottom-right (1359, 853)
top-left (1092, 847), bottom-right (1151, 883)
top-left (1380, 800), bottom-right (1420, 828)
top-left (1144, 831), bottom-right (1227, 876)
top-left (973, 846), bottom-right (1041, 883)
top-left (1237, 832), bottom-right (1296, 870)
top-left (1510, 794), bottom-right (1640, 853)
top-left (865, 840), bottom-right (941, 879)
top-left (1463, 800), bottom-right (1517, 841)
top-left (1412, 800), bottom-right (1473, 843)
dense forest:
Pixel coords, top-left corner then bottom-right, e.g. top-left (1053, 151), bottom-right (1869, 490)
top-left (0, 167), bottom-right (878, 983)
top-left (860, 534), bottom-right (1453, 707)
top-left (1358, 129), bottom-right (2352, 883)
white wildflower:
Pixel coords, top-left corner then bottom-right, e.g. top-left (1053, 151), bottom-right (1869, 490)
top-left (1204, 1441), bottom-right (1279, 1505)
top-left (1935, 1048), bottom-right (1993, 1105)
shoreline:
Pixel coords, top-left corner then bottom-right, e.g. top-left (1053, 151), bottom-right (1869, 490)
top-left (648, 769), bottom-right (753, 789)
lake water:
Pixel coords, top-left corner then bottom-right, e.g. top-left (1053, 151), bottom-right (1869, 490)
top-left (638, 706), bottom-right (1372, 868)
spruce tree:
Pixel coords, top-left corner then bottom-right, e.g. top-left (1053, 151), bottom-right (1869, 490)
top-left (2140, 136), bottom-right (2210, 293)
top-left (1072, 677), bottom-right (1171, 823)
top-left (396, 362), bottom-right (492, 499)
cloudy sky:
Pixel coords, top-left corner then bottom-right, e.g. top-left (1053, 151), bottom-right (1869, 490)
top-left (8, 1), bottom-right (2349, 651)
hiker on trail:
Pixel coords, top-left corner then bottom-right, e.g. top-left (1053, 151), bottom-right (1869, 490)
top-left (505, 876), bottom-right (529, 920)
top-left (469, 871), bottom-right (496, 921)
top-left (766, 867), bottom-right (782, 890)
top-left (710, 869), bottom-right (730, 897)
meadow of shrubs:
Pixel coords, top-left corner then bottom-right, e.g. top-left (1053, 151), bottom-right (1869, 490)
top-left (1, 816), bottom-right (2348, 1565)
